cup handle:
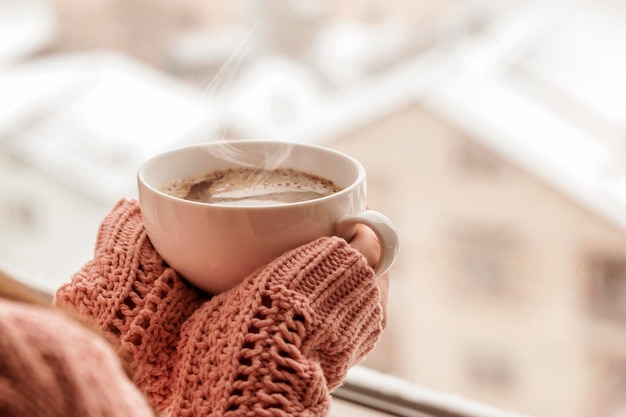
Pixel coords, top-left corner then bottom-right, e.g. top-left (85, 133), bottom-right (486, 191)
top-left (336, 210), bottom-right (400, 276)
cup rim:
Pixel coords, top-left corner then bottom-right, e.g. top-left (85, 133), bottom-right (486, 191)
top-left (137, 139), bottom-right (367, 209)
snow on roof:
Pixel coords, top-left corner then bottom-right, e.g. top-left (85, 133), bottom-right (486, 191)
top-left (0, 50), bottom-right (216, 205)
top-left (424, 0), bottom-right (626, 232)
top-left (309, 20), bottom-right (411, 87)
top-left (0, 0), bottom-right (56, 64)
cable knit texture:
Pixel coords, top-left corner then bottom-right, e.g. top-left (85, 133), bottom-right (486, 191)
top-left (55, 199), bottom-right (383, 417)
top-left (0, 299), bottom-right (155, 417)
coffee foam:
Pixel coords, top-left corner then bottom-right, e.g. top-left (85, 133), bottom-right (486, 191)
top-left (161, 167), bottom-right (341, 206)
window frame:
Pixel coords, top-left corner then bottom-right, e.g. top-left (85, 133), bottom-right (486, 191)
top-left (333, 366), bottom-right (530, 417)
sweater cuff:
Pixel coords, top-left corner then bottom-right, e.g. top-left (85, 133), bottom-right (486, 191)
top-left (239, 236), bottom-right (384, 390)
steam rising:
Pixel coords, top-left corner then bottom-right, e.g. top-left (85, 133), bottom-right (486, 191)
top-left (185, 1), bottom-right (296, 178)
top-left (205, 141), bottom-right (294, 169)
top-left (204, 141), bottom-right (296, 190)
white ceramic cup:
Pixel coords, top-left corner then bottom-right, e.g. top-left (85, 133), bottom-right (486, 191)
top-left (137, 140), bottom-right (399, 294)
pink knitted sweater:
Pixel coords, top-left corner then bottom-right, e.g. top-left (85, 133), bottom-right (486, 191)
top-left (0, 298), bottom-right (155, 417)
top-left (55, 199), bottom-right (383, 416)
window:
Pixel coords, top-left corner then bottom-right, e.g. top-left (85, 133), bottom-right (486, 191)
top-left (455, 140), bottom-right (506, 177)
top-left (587, 255), bottom-right (626, 321)
top-left (465, 350), bottom-right (515, 389)
top-left (449, 224), bottom-right (519, 298)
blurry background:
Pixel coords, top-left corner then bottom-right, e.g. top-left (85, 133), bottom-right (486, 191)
top-left (2, 0), bottom-right (626, 416)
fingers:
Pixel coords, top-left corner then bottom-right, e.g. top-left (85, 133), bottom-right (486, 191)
top-left (347, 204), bottom-right (390, 329)
top-left (347, 222), bottom-right (389, 330)
top-left (347, 223), bottom-right (381, 269)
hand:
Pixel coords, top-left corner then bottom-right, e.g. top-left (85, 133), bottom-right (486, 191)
top-left (347, 223), bottom-right (390, 329)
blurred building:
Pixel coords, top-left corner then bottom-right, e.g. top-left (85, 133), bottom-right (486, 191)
top-left (328, 105), bottom-right (626, 417)
top-left (314, 2), bottom-right (626, 417)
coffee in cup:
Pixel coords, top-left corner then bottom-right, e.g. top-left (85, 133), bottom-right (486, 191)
top-left (137, 140), bottom-right (399, 294)
top-left (161, 167), bottom-right (342, 206)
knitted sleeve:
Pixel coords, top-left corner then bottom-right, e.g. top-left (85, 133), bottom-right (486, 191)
top-left (55, 199), bottom-right (384, 417)
top-left (0, 299), bottom-right (155, 417)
